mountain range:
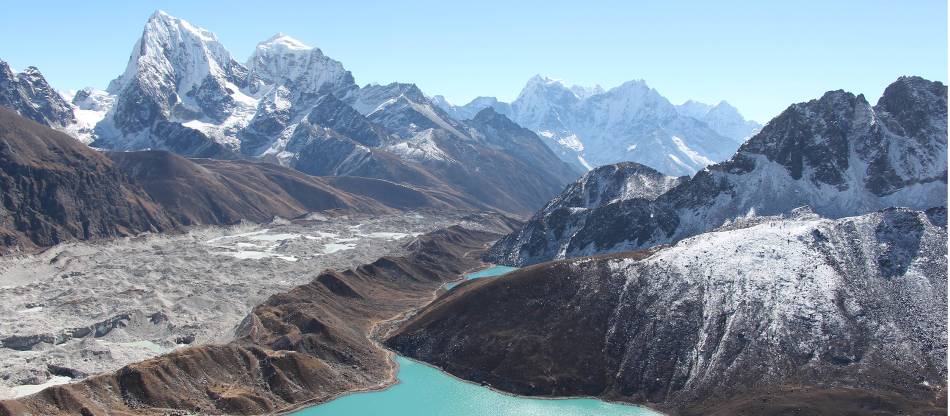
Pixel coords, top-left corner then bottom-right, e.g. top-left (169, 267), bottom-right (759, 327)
top-left (0, 108), bottom-right (474, 252)
top-left (1, 9), bottom-right (764, 208)
top-left (389, 75), bottom-right (947, 416)
top-left (0, 8), bottom-right (945, 416)
top-left (1, 10), bottom-right (580, 218)
top-left (487, 76), bottom-right (948, 266)
top-left (433, 75), bottom-right (761, 175)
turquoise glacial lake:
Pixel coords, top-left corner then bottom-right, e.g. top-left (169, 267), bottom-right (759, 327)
top-left (290, 266), bottom-right (662, 416)
top-left (290, 356), bottom-right (661, 416)
top-left (444, 264), bottom-right (519, 289)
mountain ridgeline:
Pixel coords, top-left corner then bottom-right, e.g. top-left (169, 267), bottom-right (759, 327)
top-left (47, 11), bottom-right (580, 216)
top-left (0, 8), bottom-right (946, 416)
top-left (434, 75), bottom-right (761, 175)
top-left (0, 108), bottom-right (174, 250)
top-left (393, 76), bottom-right (948, 415)
top-left (0, 109), bottom-right (478, 252)
top-left (0, 10), bottom-right (771, 219)
top-left (487, 76), bottom-right (948, 266)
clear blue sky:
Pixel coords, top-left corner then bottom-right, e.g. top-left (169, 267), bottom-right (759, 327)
top-left (1, 1), bottom-right (945, 122)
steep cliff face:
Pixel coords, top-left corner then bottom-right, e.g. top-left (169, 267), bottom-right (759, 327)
top-left (0, 109), bottom-right (175, 251)
top-left (390, 208), bottom-right (948, 415)
top-left (0, 61), bottom-right (75, 128)
top-left (102, 11), bottom-right (251, 137)
top-left (488, 77), bottom-right (948, 266)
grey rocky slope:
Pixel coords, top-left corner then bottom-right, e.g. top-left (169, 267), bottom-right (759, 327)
top-left (435, 75), bottom-right (760, 175)
top-left (487, 76), bottom-right (948, 266)
top-left (70, 11), bottom-right (580, 215)
top-left (0, 61), bottom-right (74, 128)
top-left (390, 207), bottom-right (948, 415)
top-left (0, 211), bottom-right (471, 399)
top-left (0, 213), bottom-right (517, 414)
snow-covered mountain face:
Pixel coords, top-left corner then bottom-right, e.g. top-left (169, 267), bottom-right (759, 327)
top-left (395, 207), bottom-right (947, 412)
top-left (676, 99), bottom-right (760, 142)
top-left (536, 162), bottom-right (684, 217)
top-left (0, 60), bottom-right (75, 128)
top-left (487, 77), bottom-right (948, 266)
top-left (0, 11), bottom-right (579, 215)
top-left (435, 75), bottom-right (761, 175)
top-left (246, 33), bottom-right (357, 101)
top-left (60, 87), bottom-right (115, 144)
top-left (430, 95), bottom-right (509, 121)
top-left (240, 34), bottom-right (358, 155)
top-left (99, 10), bottom-right (253, 152)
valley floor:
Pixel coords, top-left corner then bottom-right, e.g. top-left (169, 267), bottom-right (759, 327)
top-left (0, 210), bottom-right (471, 398)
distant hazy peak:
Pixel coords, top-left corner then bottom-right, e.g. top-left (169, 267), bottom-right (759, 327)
top-left (257, 33), bottom-right (312, 52)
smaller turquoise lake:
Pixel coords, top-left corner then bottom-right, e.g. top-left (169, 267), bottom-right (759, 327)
top-left (444, 265), bottom-right (518, 289)
top-left (290, 266), bottom-right (662, 416)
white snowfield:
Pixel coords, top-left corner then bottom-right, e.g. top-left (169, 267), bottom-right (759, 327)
top-left (0, 211), bottom-right (465, 398)
top-left (603, 208), bottom-right (946, 393)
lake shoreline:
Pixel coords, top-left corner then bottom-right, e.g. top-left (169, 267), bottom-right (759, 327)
top-left (282, 264), bottom-right (667, 416)
top-left (273, 261), bottom-right (499, 416)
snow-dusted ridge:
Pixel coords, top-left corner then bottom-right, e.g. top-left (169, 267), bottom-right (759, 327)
top-left (395, 206), bottom-right (947, 412)
top-left (487, 76), bottom-right (948, 266)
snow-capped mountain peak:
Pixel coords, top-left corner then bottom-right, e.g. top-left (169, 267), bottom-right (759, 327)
top-left (676, 98), bottom-right (761, 144)
top-left (246, 32), bottom-right (356, 103)
top-left (516, 75), bottom-right (575, 101)
top-left (258, 33), bottom-right (312, 52)
top-left (100, 9), bottom-right (251, 145)
top-left (0, 60), bottom-right (75, 128)
top-left (570, 83), bottom-right (604, 99)
top-left (432, 75), bottom-right (758, 175)
top-left (591, 79), bottom-right (678, 120)
top-left (487, 77), bottom-right (947, 266)
top-left (109, 10), bottom-right (241, 96)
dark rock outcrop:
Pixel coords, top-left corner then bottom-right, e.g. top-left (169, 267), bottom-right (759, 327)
top-left (0, 108), bottom-right (174, 251)
top-left (0, 61), bottom-right (75, 127)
